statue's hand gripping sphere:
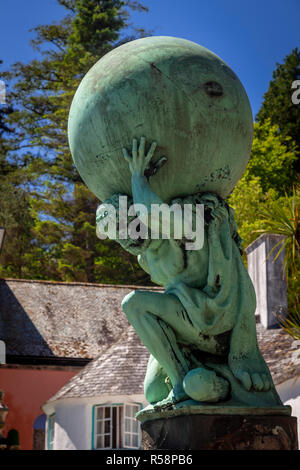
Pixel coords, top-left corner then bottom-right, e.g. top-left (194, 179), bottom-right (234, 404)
top-left (122, 137), bottom-right (167, 178)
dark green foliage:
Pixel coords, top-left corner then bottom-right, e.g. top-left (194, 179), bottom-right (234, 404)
top-left (0, 0), bottom-right (152, 284)
top-left (0, 183), bottom-right (35, 278)
top-left (256, 48), bottom-right (300, 172)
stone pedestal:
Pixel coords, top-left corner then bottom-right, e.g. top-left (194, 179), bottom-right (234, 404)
top-left (141, 414), bottom-right (298, 450)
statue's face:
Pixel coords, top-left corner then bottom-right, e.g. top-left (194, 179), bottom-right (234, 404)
top-left (96, 198), bottom-right (149, 247)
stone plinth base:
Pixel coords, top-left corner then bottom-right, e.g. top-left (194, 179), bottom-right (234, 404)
top-left (141, 414), bottom-right (298, 450)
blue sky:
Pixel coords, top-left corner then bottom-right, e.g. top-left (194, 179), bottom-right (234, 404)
top-left (0, 0), bottom-right (299, 117)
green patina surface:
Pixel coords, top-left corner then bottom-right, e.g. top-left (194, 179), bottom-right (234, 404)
top-left (69, 36), bottom-right (286, 418)
top-left (68, 36), bottom-right (253, 202)
top-left (136, 405), bottom-right (291, 425)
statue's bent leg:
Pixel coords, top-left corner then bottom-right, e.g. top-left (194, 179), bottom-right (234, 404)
top-left (122, 290), bottom-right (192, 403)
top-left (122, 290), bottom-right (229, 405)
top-left (144, 355), bottom-right (170, 404)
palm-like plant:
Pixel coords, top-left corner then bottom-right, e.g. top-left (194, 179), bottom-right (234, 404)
top-left (278, 309), bottom-right (300, 340)
top-left (254, 184), bottom-right (300, 339)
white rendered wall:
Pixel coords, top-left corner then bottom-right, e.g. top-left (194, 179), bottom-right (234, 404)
top-left (246, 234), bottom-right (287, 328)
top-left (53, 401), bottom-right (89, 450)
top-left (44, 394), bottom-right (147, 450)
top-left (247, 239), bottom-right (267, 322)
top-left (277, 376), bottom-right (300, 447)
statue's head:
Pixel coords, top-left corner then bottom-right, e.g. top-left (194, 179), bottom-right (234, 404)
top-left (96, 194), bottom-right (126, 240)
top-left (96, 194), bottom-right (151, 251)
top-left (69, 36), bottom-right (253, 202)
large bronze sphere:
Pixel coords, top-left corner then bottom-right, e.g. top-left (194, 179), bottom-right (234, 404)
top-left (68, 36), bottom-right (253, 201)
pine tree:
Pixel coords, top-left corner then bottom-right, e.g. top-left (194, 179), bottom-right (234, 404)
top-left (2, 0), bottom-right (152, 284)
top-left (256, 48), bottom-right (300, 172)
top-left (0, 68), bottom-right (36, 278)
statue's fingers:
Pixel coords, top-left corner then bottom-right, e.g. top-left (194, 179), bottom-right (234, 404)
top-left (122, 148), bottom-right (131, 163)
top-left (132, 138), bottom-right (138, 159)
top-left (139, 136), bottom-right (146, 158)
top-left (155, 156), bottom-right (167, 169)
top-left (252, 373), bottom-right (264, 391)
top-left (145, 141), bottom-right (157, 163)
top-left (149, 156), bottom-right (167, 176)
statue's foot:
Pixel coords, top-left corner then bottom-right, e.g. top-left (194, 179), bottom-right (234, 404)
top-left (183, 367), bottom-right (229, 402)
top-left (153, 384), bottom-right (190, 408)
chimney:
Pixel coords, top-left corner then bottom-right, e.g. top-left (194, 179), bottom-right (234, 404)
top-left (245, 234), bottom-right (287, 329)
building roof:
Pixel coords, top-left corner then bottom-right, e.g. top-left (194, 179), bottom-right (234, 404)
top-left (44, 323), bottom-right (300, 405)
top-left (45, 326), bottom-right (149, 403)
top-left (1, 278), bottom-right (299, 401)
top-left (0, 278), bottom-right (160, 360)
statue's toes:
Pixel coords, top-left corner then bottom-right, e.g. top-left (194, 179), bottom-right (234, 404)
top-left (234, 369), bottom-right (252, 391)
top-left (261, 374), bottom-right (271, 391)
top-left (250, 372), bottom-right (272, 392)
top-left (252, 373), bottom-right (264, 391)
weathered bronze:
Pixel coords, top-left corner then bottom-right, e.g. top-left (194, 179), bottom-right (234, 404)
top-left (69, 37), bottom-right (290, 420)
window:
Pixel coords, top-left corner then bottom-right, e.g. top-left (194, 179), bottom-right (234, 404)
top-left (123, 404), bottom-right (140, 449)
top-left (47, 413), bottom-right (55, 450)
top-left (93, 404), bottom-right (141, 450)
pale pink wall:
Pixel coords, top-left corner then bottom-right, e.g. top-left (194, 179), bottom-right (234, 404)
top-left (0, 367), bottom-right (78, 450)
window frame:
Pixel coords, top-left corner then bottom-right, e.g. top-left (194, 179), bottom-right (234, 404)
top-left (47, 413), bottom-right (55, 450)
top-left (123, 404), bottom-right (141, 449)
top-left (92, 403), bottom-right (142, 450)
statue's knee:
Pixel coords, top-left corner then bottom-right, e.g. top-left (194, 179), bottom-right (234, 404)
top-left (121, 290), bottom-right (141, 323)
top-left (145, 381), bottom-right (169, 404)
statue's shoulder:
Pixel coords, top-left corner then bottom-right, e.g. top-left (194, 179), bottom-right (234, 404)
top-left (170, 192), bottom-right (225, 222)
top-left (171, 192), bottom-right (223, 207)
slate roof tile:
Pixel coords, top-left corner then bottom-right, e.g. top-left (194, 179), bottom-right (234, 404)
top-left (1, 279), bottom-right (299, 403)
